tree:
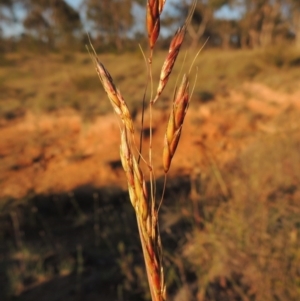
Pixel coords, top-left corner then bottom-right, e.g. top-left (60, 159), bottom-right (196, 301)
top-left (51, 0), bottom-right (82, 47)
top-left (237, 0), bottom-right (286, 48)
top-left (0, 0), bottom-right (15, 20)
top-left (84, 0), bottom-right (136, 51)
top-left (287, 0), bottom-right (300, 49)
top-left (173, 0), bottom-right (232, 49)
top-left (23, 7), bottom-right (52, 45)
top-left (213, 19), bottom-right (239, 48)
top-left (0, 0), bottom-right (17, 32)
top-left (0, 0), bottom-right (24, 52)
top-left (21, 0), bottom-right (82, 49)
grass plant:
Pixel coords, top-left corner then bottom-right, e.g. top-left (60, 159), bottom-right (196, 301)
top-left (87, 1), bottom-right (199, 300)
top-left (181, 130), bottom-right (300, 301)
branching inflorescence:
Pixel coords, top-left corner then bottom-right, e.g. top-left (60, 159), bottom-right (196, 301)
top-left (88, 1), bottom-right (199, 300)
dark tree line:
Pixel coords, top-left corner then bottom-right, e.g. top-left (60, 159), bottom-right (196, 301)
top-left (0, 0), bottom-right (299, 52)
top-left (179, 0), bottom-right (300, 49)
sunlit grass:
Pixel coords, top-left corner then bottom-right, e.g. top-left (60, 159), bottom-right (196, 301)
top-left (1, 46), bottom-right (300, 120)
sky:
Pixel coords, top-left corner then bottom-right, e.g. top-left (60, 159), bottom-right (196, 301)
top-left (65, 0), bottom-right (81, 9)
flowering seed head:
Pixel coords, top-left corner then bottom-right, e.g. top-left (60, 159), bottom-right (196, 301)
top-left (120, 129), bottom-right (130, 162)
top-left (158, 0), bottom-right (166, 13)
top-left (147, 0), bottom-right (160, 49)
top-left (154, 26), bottom-right (186, 103)
top-left (94, 60), bottom-right (134, 134)
top-left (170, 26), bottom-right (186, 51)
top-left (162, 136), bottom-right (171, 173)
top-left (163, 74), bottom-right (190, 173)
top-left (128, 185), bottom-right (137, 208)
top-left (120, 129), bottom-right (136, 204)
top-left (174, 74), bottom-right (189, 127)
top-left (132, 158), bottom-right (148, 220)
top-left (96, 62), bottom-right (120, 109)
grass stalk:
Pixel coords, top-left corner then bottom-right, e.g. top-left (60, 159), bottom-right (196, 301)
top-left (87, 1), bottom-right (199, 300)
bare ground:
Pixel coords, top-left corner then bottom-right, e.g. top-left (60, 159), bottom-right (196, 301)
top-left (1, 82), bottom-right (299, 201)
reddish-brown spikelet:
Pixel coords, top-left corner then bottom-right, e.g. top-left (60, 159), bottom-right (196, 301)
top-left (163, 74), bottom-right (189, 173)
top-left (158, 0), bottom-right (166, 14)
top-left (153, 26), bottom-right (186, 103)
top-left (163, 129), bottom-right (181, 174)
top-left (174, 75), bottom-right (189, 127)
top-left (95, 61), bottom-right (121, 112)
top-left (147, 0), bottom-right (160, 49)
top-left (95, 60), bottom-right (134, 133)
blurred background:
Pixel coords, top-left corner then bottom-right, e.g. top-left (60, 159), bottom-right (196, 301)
top-left (1, 0), bottom-right (300, 300)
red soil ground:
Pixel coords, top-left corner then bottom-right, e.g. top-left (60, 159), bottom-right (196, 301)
top-left (1, 82), bottom-right (300, 201)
